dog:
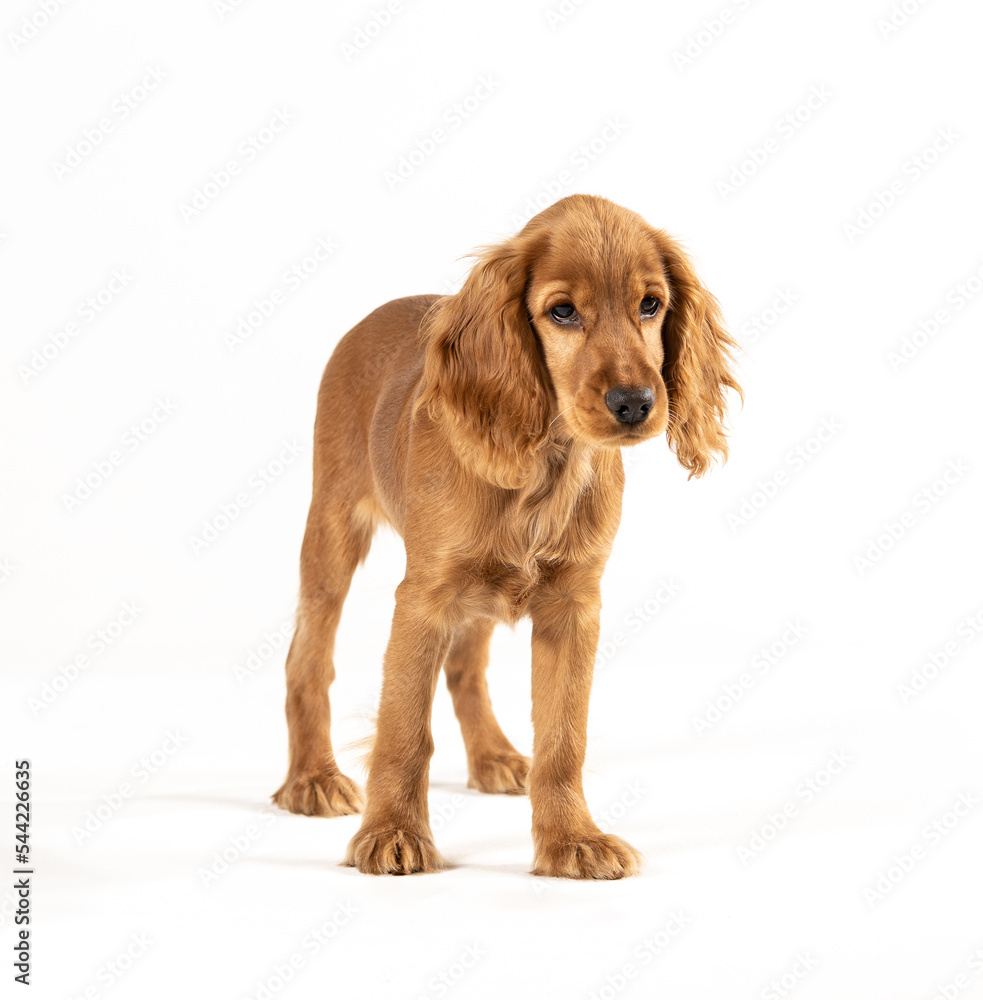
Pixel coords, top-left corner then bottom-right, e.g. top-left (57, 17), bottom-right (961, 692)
top-left (272, 194), bottom-right (740, 878)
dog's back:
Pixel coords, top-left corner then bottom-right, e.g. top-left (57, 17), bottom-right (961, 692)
top-left (309, 294), bottom-right (441, 525)
top-left (319, 293), bottom-right (438, 408)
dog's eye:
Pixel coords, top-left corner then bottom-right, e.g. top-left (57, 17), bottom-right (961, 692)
top-left (549, 303), bottom-right (578, 323)
top-left (640, 296), bottom-right (661, 317)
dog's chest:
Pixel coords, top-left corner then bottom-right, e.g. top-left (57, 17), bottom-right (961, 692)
top-left (481, 450), bottom-right (598, 615)
top-left (485, 564), bottom-right (541, 623)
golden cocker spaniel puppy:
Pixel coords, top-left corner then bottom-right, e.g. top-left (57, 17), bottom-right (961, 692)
top-left (272, 194), bottom-right (740, 878)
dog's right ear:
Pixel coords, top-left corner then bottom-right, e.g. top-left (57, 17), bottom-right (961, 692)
top-left (419, 239), bottom-right (550, 489)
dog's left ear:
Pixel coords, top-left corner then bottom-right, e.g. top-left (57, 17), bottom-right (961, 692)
top-left (657, 233), bottom-right (742, 479)
top-left (420, 239), bottom-right (550, 489)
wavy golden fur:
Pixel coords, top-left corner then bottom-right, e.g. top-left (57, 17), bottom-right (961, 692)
top-left (272, 194), bottom-right (740, 878)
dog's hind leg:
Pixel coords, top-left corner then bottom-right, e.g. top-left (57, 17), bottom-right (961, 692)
top-left (444, 620), bottom-right (530, 794)
top-left (272, 497), bottom-right (374, 817)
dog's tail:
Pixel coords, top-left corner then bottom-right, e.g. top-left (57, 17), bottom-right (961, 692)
top-left (341, 712), bottom-right (377, 775)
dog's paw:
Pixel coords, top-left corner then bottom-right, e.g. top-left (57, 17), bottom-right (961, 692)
top-left (344, 826), bottom-right (445, 875)
top-left (468, 752), bottom-right (530, 795)
top-left (272, 771), bottom-right (365, 817)
top-left (532, 832), bottom-right (641, 880)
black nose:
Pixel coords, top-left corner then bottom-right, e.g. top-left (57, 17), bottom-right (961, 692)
top-left (605, 387), bottom-right (655, 424)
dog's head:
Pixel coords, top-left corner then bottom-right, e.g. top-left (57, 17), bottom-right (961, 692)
top-left (420, 194), bottom-right (740, 487)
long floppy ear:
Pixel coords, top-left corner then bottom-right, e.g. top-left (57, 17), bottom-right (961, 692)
top-left (418, 238), bottom-right (550, 489)
top-left (658, 233), bottom-right (742, 479)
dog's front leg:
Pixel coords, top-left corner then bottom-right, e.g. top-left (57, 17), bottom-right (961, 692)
top-left (528, 576), bottom-right (641, 879)
top-left (345, 580), bottom-right (453, 875)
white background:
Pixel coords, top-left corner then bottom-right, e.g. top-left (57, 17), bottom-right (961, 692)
top-left (3, 0), bottom-right (983, 997)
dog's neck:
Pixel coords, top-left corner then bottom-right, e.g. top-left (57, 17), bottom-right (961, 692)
top-left (494, 434), bottom-right (603, 575)
top-left (515, 433), bottom-right (597, 512)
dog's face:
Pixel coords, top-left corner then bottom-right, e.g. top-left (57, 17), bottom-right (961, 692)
top-left (421, 194), bottom-right (740, 487)
top-left (526, 225), bottom-right (672, 448)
